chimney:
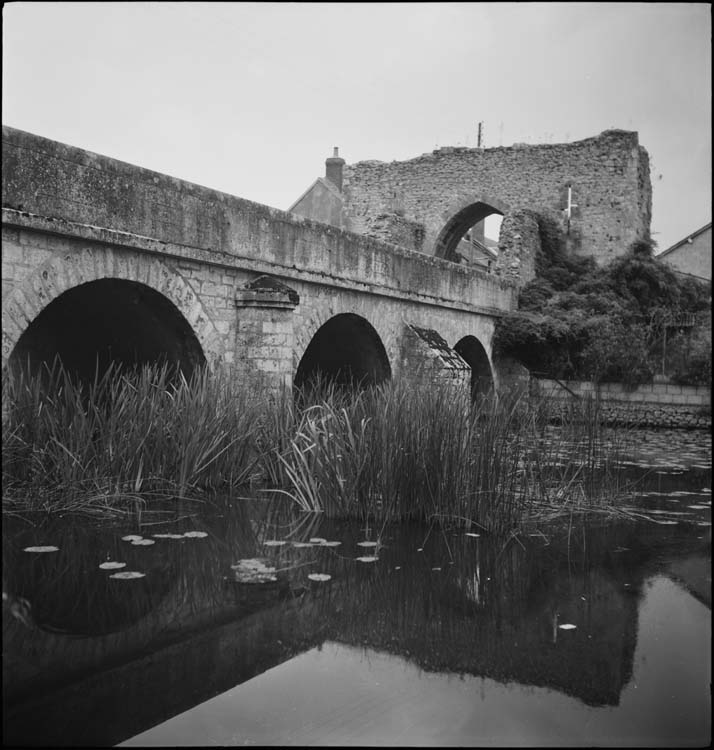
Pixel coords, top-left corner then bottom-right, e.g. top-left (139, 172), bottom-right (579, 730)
top-left (325, 146), bottom-right (345, 192)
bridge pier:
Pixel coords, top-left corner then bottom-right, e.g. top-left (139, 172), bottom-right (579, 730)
top-left (234, 276), bottom-right (299, 394)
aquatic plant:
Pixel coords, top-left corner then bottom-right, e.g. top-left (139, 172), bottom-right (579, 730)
top-left (268, 379), bottom-right (627, 531)
top-left (2, 360), bottom-right (263, 514)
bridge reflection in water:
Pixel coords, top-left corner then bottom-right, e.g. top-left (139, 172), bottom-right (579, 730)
top-left (2, 495), bottom-right (710, 747)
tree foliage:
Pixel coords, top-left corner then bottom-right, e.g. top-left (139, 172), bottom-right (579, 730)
top-left (494, 225), bottom-right (711, 385)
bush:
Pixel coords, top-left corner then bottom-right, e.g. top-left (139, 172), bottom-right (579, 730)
top-left (495, 228), bottom-right (711, 385)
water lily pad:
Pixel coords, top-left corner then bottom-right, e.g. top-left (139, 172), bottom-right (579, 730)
top-left (152, 533), bottom-right (185, 539)
top-left (99, 561), bottom-right (126, 570)
top-left (465, 533), bottom-right (480, 538)
top-left (307, 573), bottom-right (332, 582)
top-left (110, 571), bottom-right (146, 579)
top-left (231, 558), bottom-right (278, 583)
top-left (321, 541), bottom-right (342, 547)
top-left (263, 540), bottom-right (287, 546)
top-left (183, 531), bottom-right (208, 538)
top-left (357, 541), bottom-right (378, 547)
top-left (131, 538), bottom-right (156, 546)
top-left (291, 542), bottom-right (313, 548)
top-left (309, 538), bottom-right (327, 544)
top-left (416, 548), bottom-right (423, 552)
top-left (356, 556), bottom-right (379, 563)
top-left (121, 535), bottom-right (143, 542)
top-left (432, 567), bottom-right (441, 571)
top-left (23, 546), bottom-right (59, 553)
top-left (688, 505), bottom-right (710, 510)
top-left (558, 623), bottom-right (577, 630)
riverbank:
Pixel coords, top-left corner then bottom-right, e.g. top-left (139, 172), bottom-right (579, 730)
top-left (532, 378), bottom-right (711, 430)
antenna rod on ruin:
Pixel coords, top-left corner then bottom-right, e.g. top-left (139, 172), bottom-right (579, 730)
top-left (477, 121), bottom-right (483, 148)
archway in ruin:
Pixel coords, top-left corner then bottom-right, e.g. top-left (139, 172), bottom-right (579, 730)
top-left (9, 279), bottom-right (205, 384)
top-left (434, 199), bottom-right (506, 264)
top-left (294, 313), bottom-right (391, 392)
top-left (454, 335), bottom-right (494, 402)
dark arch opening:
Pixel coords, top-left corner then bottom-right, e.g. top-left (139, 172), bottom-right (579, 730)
top-left (454, 335), bottom-right (494, 402)
top-left (294, 314), bottom-right (391, 392)
top-left (435, 201), bottom-right (504, 264)
top-left (8, 279), bottom-right (206, 384)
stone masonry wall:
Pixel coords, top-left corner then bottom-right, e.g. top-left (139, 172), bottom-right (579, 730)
top-left (494, 209), bottom-right (541, 284)
top-left (361, 212), bottom-right (425, 253)
top-left (534, 379), bottom-right (711, 429)
top-left (342, 130), bottom-right (651, 267)
top-left (2, 126), bottom-right (517, 398)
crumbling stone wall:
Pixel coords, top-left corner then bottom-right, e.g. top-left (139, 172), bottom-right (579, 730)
top-left (361, 212), bottom-right (425, 252)
top-left (494, 209), bottom-right (541, 284)
top-left (342, 130), bottom-right (651, 268)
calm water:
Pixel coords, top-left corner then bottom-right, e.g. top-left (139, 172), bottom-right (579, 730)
top-left (3, 428), bottom-right (711, 747)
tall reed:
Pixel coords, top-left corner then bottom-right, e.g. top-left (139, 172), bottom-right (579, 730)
top-left (2, 360), bottom-right (263, 513)
top-left (269, 379), bottom-right (628, 531)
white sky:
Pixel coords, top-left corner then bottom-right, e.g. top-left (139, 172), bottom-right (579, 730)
top-left (2, 2), bottom-right (711, 251)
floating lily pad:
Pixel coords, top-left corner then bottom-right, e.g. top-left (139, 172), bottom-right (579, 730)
top-left (110, 571), bottom-right (146, 580)
top-left (183, 531), bottom-right (208, 538)
top-left (131, 539), bottom-right (156, 546)
top-left (688, 505), bottom-right (710, 510)
top-left (152, 533), bottom-right (185, 539)
top-left (99, 561), bottom-right (126, 570)
top-left (465, 533), bottom-right (480, 538)
top-left (432, 567), bottom-right (441, 571)
top-left (309, 538), bottom-right (327, 544)
top-left (558, 623), bottom-right (577, 630)
top-left (357, 541), bottom-right (378, 547)
top-left (231, 558), bottom-right (278, 583)
top-left (291, 542), bottom-right (313, 548)
top-left (121, 535), bottom-right (143, 542)
top-left (356, 556), bottom-right (379, 563)
top-left (263, 540), bottom-right (287, 546)
top-left (23, 546), bottom-right (59, 553)
top-left (321, 541), bottom-right (341, 547)
top-left (307, 573), bottom-right (332, 582)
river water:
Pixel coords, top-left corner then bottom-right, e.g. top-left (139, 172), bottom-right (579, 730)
top-left (2, 428), bottom-right (710, 747)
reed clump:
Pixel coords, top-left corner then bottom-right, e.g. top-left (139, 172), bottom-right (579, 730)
top-left (269, 379), bottom-right (626, 532)
top-left (3, 362), bottom-right (628, 526)
top-left (2, 360), bottom-right (263, 514)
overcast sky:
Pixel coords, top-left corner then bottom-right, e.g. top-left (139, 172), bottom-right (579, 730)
top-left (3, 2), bottom-right (711, 251)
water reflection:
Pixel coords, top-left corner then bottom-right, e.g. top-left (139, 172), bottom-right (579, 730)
top-left (2, 429), bottom-right (711, 747)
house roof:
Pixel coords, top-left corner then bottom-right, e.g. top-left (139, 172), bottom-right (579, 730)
top-left (657, 222), bottom-right (712, 259)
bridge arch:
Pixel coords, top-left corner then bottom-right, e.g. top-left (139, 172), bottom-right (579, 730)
top-left (453, 334), bottom-right (495, 402)
top-left (294, 312), bottom-right (391, 390)
top-left (2, 247), bottom-right (222, 379)
top-left (434, 195), bottom-right (510, 262)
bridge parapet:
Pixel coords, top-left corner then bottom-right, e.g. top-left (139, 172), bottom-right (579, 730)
top-left (2, 126), bottom-right (516, 316)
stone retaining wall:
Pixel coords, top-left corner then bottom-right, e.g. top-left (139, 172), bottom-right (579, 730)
top-left (533, 379), bottom-right (711, 429)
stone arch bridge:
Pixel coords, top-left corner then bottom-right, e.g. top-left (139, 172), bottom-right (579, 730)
top-left (2, 126), bottom-right (519, 397)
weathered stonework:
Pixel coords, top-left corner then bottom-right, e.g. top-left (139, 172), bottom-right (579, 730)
top-left (493, 209), bottom-right (541, 283)
top-left (342, 130), bottom-right (652, 268)
top-left (534, 379), bottom-right (711, 429)
top-left (399, 325), bottom-right (471, 391)
top-left (361, 212), bottom-right (425, 252)
top-left (1, 126), bottom-right (519, 396)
